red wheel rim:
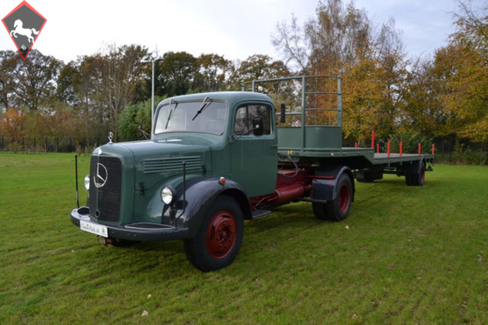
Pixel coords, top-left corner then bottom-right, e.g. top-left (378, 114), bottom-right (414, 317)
top-left (338, 182), bottom-right (351, 213)
top-left (206, 210), bottom-right (237, 259)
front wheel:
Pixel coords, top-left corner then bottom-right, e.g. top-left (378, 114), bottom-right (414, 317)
top-left (184, 195), bottom-right (244, 272)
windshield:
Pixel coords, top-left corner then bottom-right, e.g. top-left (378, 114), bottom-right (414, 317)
top-left (154, 100), bottom-right (227, 135)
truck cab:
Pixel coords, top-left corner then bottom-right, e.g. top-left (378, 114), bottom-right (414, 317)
top-left (71, 91), bottom-right (281, 271)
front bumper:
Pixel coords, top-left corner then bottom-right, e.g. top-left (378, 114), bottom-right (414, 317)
top-left (70, 206), bottom-right (190, 242)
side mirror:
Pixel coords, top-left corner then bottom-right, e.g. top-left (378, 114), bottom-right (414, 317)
top-left (252, 117), bottom-right (264, 136)
top-left (280, 103), bottom-right (286, 124)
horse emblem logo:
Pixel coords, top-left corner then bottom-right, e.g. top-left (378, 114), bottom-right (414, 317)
top-left (10, 19), bottom-right (39, 43)
top-left (2, 1), bottom-right (46, 60)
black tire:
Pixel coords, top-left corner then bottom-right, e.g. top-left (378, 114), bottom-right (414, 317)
top-left (313, 173), bottom-right (353, 222)
top-left (184, 195), bottom-right (244, 272)
top-left (326, 173), bottom-right (353, 222)
top-left (405, 161), bottom-right (425, 186)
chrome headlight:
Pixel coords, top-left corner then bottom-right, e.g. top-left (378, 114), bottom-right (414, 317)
top-left (161, 186), bottom-right (177, 205)
top-left (84, 175), bottom-right (90, 190)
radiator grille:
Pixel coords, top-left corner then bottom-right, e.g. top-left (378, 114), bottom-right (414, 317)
top-left (143, 156), bottom-right (202, 174)
top-left (88, 156), bottom-right (122, 222)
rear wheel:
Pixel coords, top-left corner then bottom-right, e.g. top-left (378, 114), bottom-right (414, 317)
top-left (184, 195), bottom-right (244, 272)
top-left (313, 173), bottom-right (353, 222)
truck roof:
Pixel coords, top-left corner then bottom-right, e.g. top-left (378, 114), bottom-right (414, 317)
top-left (158, 91), bottom-right (273, 108)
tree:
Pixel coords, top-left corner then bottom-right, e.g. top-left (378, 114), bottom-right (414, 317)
top-left (273, 0), bottom-right (407, 143)
top-left (273, 0), bottom-right (374, 74)
top-left (420, 0), bottom-right (488, 143)
top-left (14, 50), bottom-right (62, 111)
top-left (118, 96), bottom-right (165, 141)
top-left (56, 61), bottom-right (82, 106)
top-left (447, 0), bottom-right (488, 142)
top-left (272, 15), bottom-right (308, 73)
top-left (136, 54), bottom-right (166, 102)
top-left (0, 107), bottom-right (28, 139)
top-left (196, 54), bottom-right (231, 92)
top-left (101, 44), bottom-right (150, 141)
top-left (73, 53), bottom-right (107, 146)
top-left (0, 50), bottom-right (20, 111)
top-left (158, 51), bottom-right (198, 96)
top-left (400, 53), bottom-right (456, 139)
top-left (229, 54), bottom-right (291, 93)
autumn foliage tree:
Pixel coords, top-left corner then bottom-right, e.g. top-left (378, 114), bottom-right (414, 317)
top-left (273, 0), bottom-right (406, 143)
top-left (437, 0), bottom-right (488, 143)
top-left (0, 108), bottom-right (28, 140)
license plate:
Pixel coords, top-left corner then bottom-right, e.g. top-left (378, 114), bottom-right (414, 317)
top-left (80, 220), bottom-right (108, 238)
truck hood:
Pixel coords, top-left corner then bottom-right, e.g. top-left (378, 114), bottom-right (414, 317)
top-left (116, 138), bottom-right (210, 159)
top-left (103, 138), bottom-right (211, 190)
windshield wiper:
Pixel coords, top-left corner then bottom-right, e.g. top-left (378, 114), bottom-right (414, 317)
top-left (192, 96), bottom-right (211, 121)
top-left (165, 99), bottom-right (178, 129)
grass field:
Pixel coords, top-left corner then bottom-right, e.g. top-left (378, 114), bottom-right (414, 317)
top-left (0, 152), bottom-right (487, 324)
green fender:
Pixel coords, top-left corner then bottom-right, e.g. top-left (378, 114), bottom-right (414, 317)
top-left (164, 177), bottom-right (252, 238)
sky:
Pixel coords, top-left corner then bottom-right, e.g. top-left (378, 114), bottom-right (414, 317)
top-left (0, 0), bottom-right (471, 65)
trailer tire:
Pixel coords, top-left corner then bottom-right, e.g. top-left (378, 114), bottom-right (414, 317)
top-left (405, 161), bottom-right (425, 186)
top-left (313, 173), bottom-right (352, 222)
top-left (184, 195), bottom-right (244, 272)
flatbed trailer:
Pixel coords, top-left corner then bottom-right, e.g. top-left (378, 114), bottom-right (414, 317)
top-left (247, 75), bottom-right (434, 186)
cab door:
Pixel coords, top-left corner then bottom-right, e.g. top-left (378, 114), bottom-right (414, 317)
top-left (230, 103), bottom-right (277, 197)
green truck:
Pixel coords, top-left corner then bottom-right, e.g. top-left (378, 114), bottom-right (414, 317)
top-left (70, 75), bottom-right (434, 271)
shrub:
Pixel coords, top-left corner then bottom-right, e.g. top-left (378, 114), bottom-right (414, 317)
top-left (389, 129), bottom-right (433, 154)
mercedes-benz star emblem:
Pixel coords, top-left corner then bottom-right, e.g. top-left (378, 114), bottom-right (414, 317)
top-left (94, 163), bottom-right (108, 188)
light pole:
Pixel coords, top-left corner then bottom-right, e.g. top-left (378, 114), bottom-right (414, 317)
top-left (142, 57), bottom-right (163, 137)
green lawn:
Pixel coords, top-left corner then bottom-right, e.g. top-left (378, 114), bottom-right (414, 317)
top-left (0, 152), bottom-right (487, 324)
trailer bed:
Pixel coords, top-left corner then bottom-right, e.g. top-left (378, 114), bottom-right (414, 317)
top-left (278, 146), bottom-right (434, 170)
top-left (373, 152), bottom-right (434, 165)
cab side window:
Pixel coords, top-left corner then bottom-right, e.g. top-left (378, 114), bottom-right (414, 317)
top-left (234, 104), bottom-right (272, 135)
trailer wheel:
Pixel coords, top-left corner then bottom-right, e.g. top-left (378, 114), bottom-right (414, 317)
top-left (313, 173), bottom-right (352, 222)
top-left (405, 161), bottom-right (425, 186)
top-left (184, 195), bottom-right (244, 272)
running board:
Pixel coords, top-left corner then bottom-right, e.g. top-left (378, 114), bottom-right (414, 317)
top-left (252, 209), bottom-right (272, 220)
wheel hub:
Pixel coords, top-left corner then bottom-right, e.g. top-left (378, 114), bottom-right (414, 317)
top-left (206, 211), bottom-right (237, 258)
top-left (338, 183), bottom-right (351, 213)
